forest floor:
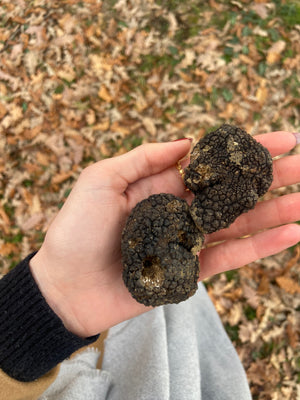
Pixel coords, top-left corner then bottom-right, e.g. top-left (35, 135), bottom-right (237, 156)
top-left (0, 1), bottom-right (300, 398)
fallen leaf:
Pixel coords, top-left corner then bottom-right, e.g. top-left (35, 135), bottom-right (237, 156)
top-left (239, 322), bottom-right (255, 343)
top-left (0, 243), bottom-right (18, 256)
top-left (243, 284), bottom-right (259, 308)
top-left (228, 302), bottom-right (243, 326)
top-left (282, 245), bottom-right (300, 274)
top-left (93, 120), bottom-right (110, 132)
top-left (0, 206), bottom-right (11, 232)
top-left (24, 50), bottom-right (39, 76)
top-left (0, 102), bottom-right (7, 119)
top-left (218, 103), bottom-right (234, 119)
top-left (142, 117), bottom-right (157, 136)
top-left (256, 81), bottom-right (268, 106)
top-left (276, 276), bottom-right (300, 294)
top-left (257, 274), bottom-right (270, 295)
top-left (267, 40), bottom-right (286, 64)
top-left (86, 109), bottom-right (96, 126)
top-left (36, 151), bottom-right (50, 166)
top-left (286, 322), bottom-right (298, 349)
top-left (51, 171), bottom-right (73, 185)
top-left (250, 4), bottom-right (269, 19)
top-left (57, 65), bottom-right (76, 82)
top-left (98, 85), bottom-right (113, 102)
top-left (110, 121), bottom-right (131, 136)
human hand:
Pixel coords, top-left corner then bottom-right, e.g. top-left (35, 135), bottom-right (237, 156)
top-left (30, 132), bottom-right (300, 337)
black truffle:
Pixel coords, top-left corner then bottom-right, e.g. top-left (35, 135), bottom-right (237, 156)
top-left (121, 194), bottom-right (204, 306)
top-left (184, 124), bottom-right (273, 233)
top-left (121, 124), bottom-right (273, 306)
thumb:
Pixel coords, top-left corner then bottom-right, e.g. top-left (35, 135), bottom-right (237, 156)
top-left (96, 139), bottom-right (192, 191)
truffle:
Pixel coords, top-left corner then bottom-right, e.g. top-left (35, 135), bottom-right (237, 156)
top-left (121, 193), bottom-right (204, 306)
top-left (184, 124), bottom-right (273, 233)
top-left (122, 124), bottom-right (273, 306)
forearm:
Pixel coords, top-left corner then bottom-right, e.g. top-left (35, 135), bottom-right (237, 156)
top-left (0, 253), bottom-right (99, 382)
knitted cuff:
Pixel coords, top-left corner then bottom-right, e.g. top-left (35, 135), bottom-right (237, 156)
top-left (0, 253), bottom-right (99, 382)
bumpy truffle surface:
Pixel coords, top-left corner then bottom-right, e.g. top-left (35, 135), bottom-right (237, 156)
top-left (184, 124), bottom-right (273, 233)
top-left (121, 193), bottom-right (204, 306)
top-left (122, 124), bottom-right (273, 306)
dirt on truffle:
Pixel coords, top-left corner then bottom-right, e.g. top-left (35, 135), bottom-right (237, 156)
top-left (122, 125), bottom-right (273, 306)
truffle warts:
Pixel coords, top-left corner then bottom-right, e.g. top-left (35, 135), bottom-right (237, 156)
top-left (184, 124), bottom-right (273, 233)
top-left (122, 124), bottom-right (273, 306)
top-left (121, 194), bottom-right (204, 306)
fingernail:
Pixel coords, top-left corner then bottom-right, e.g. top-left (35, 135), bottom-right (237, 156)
top-left (173, 137), bottom-right (193, 142)
top-left (292, 132), bottom-right (300, 144)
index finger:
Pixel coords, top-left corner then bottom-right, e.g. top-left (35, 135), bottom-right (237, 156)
top-left (253, 131), bottom-right (296, 157)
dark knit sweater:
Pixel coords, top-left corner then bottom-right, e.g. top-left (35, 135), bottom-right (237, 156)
top-left (0, 253), bottom-right (99, 382)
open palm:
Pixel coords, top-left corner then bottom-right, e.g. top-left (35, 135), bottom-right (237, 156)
top-left (30, 132), bottom-right (300, 338)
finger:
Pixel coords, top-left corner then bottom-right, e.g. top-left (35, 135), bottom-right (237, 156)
top-left (199, 224), bottom-right (300, 280)
top-left (254, 131), bottom-right (296, 157)
top-left (207, 192), bottom-right (300, 243)
top-left (95, 140), bottom-right (192, 191)
top-left (270, 155), bottom-right (300, 190)
top-left (126, 161), bottom-right (193, 208)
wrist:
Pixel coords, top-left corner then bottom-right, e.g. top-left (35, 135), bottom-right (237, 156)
top-left (29, 249), bottom-right (89, 338)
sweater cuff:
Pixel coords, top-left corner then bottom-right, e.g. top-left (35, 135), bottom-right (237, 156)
top-left (0, 253), bottom-right (99, 382)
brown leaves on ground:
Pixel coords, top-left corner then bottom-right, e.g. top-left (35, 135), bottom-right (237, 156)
top-left (0, 0), bottom-right (300, 398)
top-left (206, 245), bottom-right (300, 399)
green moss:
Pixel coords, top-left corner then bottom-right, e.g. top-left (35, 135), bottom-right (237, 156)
top-left (3, 232), bottom-right (23, 244)
top-left (283, 74), bottom-right (300, 99)
top-left (257, 62), bottom-right (267, 77)
top-left (123, 135), bottom-right (143, 151)
top-left (253, 112), bottom-right (262, 121)
top-left (241, 9), bottom-right (267, 27)
top-left (225, 323), bottom-right (240, 343)
top-left (54, 84), bottom-right (65, 94)
top-left (242, 26), bottom-right (252, 37)
top-left (222, 88), bottom-right (233, 102)
top-left (224, 269), bottom-right (239, 282)
top-left (22, 179), bottom-right (34, 187)
top-left (209, 11), bottom-right (237, 30)
top-left (275, 1), bottom-right (300, 28)
top-left (244, 305), bottom-right (257, 321)
top-left (22, 102), bottom-right (28, 112)
top-left (222, 45), bottom-right (236, 63)
top-left (191, 93), bottom-right (205, 106)
top-left (139, 52), bottom-right (184, 74)
top-left (3, 203), bottom-right (14, 219)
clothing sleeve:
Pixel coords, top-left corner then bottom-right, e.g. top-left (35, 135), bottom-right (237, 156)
top-left (0, 253), bottom-right (99, 384)
top-left (0, 363), bottom-right (60, 400)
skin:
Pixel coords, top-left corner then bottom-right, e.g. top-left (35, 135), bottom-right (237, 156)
top-left (30, 132), bottom-right (300, 338)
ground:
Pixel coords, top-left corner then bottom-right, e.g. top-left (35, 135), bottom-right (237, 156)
top-left (0, 1), bottom-right (299, 399)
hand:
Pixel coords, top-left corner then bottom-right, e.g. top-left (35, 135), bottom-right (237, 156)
top-left (30, 133), bottom-right (300, 337)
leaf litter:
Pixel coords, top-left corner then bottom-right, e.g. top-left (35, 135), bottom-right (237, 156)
top-left (0, 0), bottom-right (300, 398)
